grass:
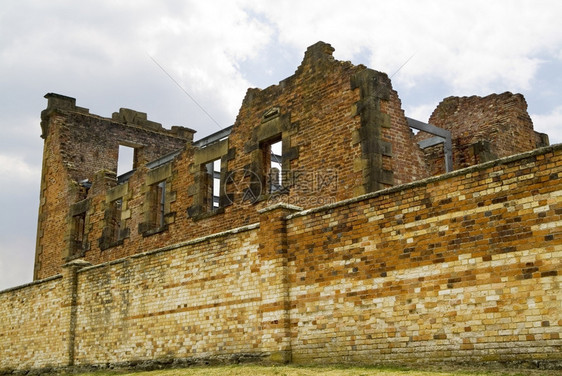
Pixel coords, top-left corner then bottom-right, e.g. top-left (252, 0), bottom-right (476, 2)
top-left (75, 364), bottom-right (562, 376)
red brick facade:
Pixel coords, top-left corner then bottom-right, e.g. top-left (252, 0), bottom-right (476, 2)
top-left (34, 96), bottom-right (193, 279)
top-left (417, 92), bottom-right (549, 175)
top-left (34, 42), bottom-right (548, 279)
top-left (2, 41), bottom-right (556, 371)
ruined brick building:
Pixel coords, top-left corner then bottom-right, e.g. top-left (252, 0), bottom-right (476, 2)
top-left (1, 42), bottom-right (561, 371)
top-left (32, 42), bottom-right (549, 279)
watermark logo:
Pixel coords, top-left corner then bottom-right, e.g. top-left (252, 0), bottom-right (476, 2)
top-left (223, 169), bottom-right (338, 206)
top-left (287, 170), bottom-right (338, 194)
top-left (224, 168), bottom-right (262, 205)
top-left (266, 194), bottom-right (337, 207)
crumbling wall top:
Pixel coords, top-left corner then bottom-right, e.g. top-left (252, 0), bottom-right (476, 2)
top-left (111, 108), bottom-right (163, 131)
top-left (41, 93), bottom-right (195, 142)
top-left (111, 108), bottom-right (195, 141)
top-left (44, 93), bottom-right (90, 114)
top-left (421, 91), bottom-right (546, 172)
top-left (294, 41), bottom-right (337, 75)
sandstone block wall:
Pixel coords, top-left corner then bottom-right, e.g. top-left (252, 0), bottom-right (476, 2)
top-left (2, 144), bottom-right (561, 372)
top-left (73, 225), bottom-right (265, 365)
top-left (0, 276), bottom-right (66, 371)
top-left (286, 144), bottom-right (562, 364)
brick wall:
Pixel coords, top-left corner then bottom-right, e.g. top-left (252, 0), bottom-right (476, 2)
top-left (35, 96), bottom-right (193, 280)
top-left (381, 90), bottom-right (429, 185)
top-left (0, 276), bottom-right (66, 371)
top-left (34, 42), bottom-right (434, 281)
top-left (418, 93), bottom-right (547, 175)
top-left (2, 143), bottom-right (561, 372)
top-left (286, 144), bottom-right (562, 364)
top-left (73, 225), bottom-right (265, 366)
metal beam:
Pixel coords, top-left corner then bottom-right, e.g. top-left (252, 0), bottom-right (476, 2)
top-left (406, 117), bottom-right (453, 173)
top-left (406, 117), bottom-right (449, 139)
top-left (146, 149), bottom-right (182, 169)
top-left (193, 125), bottom-right (233, 148)
top-left (117, 169), bottom-right (135, 184)
top-left (271, 153), bottom-right (282, 164)
top-left (417, 136), bottom-right (445, 149)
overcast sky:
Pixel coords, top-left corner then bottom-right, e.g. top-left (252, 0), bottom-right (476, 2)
top-left (1, 0), bottom-right (561, 290)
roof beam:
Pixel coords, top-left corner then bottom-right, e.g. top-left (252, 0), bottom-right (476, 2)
top-left (406, 117), bottom-right (453, 173)
top-left (193, 126), bottom-right (233, 148)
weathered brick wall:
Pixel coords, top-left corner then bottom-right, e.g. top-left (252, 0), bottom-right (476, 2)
top-left (419, 93), bottom-right (547, 175)
top-left (3, 144), bottom-right (560, 372)
top-left (227, 42), bottom-right (365, 205)
top-left (35, 96), bottom-right (192, 280)
top-left (73, 225), bottom-right (267, 366)
top-left (34, 112), bottom-right (74, 279)
top-left (381, 90), bottom-right (429, 185)
top-left (0, 276), bottom-right (66, 371)
top-left (40, 94), bottom-right (192, 184)
top-left (286, 144), bottom-right (562, 365)
top-left (35, 42), bottom-right (433, 280)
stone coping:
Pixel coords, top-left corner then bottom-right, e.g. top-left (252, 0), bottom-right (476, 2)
top-left (78, 222), bottom-right (261, 274)
top-left (257, 203), bottom-right (303, 214)
top-left (0, 274), bottom-right (62, 295)
top-left (286, 143), bottom-right (562, 220)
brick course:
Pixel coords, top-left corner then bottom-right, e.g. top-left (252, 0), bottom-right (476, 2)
top-left (0, 276), bottom-right (66, 370)
top-left (1, 144), bottom-right (561, 371)
top-left (286, 146), bottom-right (562, 364)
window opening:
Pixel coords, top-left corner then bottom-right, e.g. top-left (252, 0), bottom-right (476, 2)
top-left (109, 198), bottom-right (122, 242)
top-left (204, 159), bottom-right (221, 211)
top-left (71, 213), bottom-right (85, 255)
top-left (117, 145), bottom-right (135, 176)
top-left (152, 181), bottom-right (166, 228)
top-left (267, 139), bottom-right (283, 193)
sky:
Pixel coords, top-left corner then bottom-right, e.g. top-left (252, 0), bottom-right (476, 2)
top-left (1, 0), bottom-right (561, 290)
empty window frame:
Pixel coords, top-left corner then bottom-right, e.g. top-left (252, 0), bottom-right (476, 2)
top-left (203, 159), bottom-right (221, 211)
top-left (117, 145), bottom-right (136, 176)
top-left (109, 198), bottom-right (123, 243)
top-left (264, 138), bottom-right (283, 193)
top-left (151, 180), bottom-right (166, 228)
top-left (71, 212), bottom-right (86, 256)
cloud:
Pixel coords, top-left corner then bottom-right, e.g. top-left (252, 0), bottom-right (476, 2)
top-left (0, 240), bottom-right (35, 291)
top-left (404, 103), bottom-right (437, 123)
top-left (247, 0), bottom-right (562, 94)
top-left (0, 153), bottom-right (40, 235)
top-left (0, 154), bottom-right (40, 182)
top-left (139, 0), bottom-right (273, 121)
top-left (531, 106), bottom-right (562, 145)
top-left (0, 1), bottom-right (274, 135)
